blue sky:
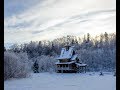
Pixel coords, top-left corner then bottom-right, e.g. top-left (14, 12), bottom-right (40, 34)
top-left (4, 0), bottom-right (116, 47)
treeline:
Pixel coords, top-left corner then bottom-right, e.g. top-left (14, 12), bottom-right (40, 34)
top-left (4, 32), bottom-right (116, 79)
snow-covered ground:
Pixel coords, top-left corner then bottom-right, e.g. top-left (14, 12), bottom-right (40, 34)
top-left (4, 72), bottom-right (116, 90)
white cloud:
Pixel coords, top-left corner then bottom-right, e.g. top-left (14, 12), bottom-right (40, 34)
top-left (4, 0), bottom-right (116, 44)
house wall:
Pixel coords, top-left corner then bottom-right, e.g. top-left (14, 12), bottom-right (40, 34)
top-left (59, 59), bottom-right (69, 63)
top-left (57, 64), bottom-right (68, 68)
top-left (56, 64), bottom-right (87, 73)
top-left (56, 63), bottom-right (77, 70)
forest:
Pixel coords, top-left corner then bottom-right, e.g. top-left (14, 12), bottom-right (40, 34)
top-left (4, 32), bottom-right (116, 80)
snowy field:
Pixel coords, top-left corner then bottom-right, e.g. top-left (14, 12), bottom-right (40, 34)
top-left (4, 72), bottom-right (116, 90)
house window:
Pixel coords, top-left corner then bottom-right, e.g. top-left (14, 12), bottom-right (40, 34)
top-left (73, 51), bottom-right (75, 55)
top-left (66, 47), bottom-right (69, 51)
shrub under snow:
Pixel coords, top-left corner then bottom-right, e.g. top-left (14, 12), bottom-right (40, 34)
top-left (32, 55), bottom-right (56, 72)
top-left (4, 52), bottom-right (30, 80)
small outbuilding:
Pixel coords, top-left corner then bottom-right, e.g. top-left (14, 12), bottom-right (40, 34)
top-left (55, 45), bottom-right (87, 73)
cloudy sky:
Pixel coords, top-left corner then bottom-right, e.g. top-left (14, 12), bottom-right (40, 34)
top-left (4, 0), bottom-right (116, 46)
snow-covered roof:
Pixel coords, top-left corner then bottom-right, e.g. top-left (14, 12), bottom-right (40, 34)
top-left (70, 54), bottom-right (78, 60)
top-left (75, 63), bottom-right (87, 66)
top-left (55, 61), bottom-right (75, 64)
top-left (56, 46), bottom-right (75, 60)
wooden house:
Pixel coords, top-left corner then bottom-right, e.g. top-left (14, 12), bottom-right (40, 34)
top-left (55, 45), bottom-right (87, 73)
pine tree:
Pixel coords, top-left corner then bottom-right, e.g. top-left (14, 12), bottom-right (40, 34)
top-left (33, 60), bottom-right (39, 73)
